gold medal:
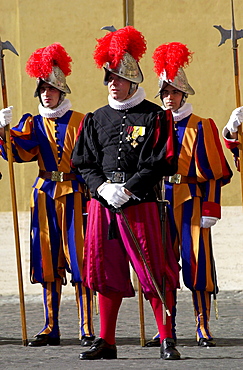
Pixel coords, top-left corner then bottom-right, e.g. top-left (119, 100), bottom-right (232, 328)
top-left (126, 126), bottom-right (146, 147)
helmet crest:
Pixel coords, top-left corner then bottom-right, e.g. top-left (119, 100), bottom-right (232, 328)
top-left (152, 42), bottom-right (195, 97)
top-left (94, 26), bottom-right (147, 70)
top-left (152, 42), bottom-right (193, 82)
top-left (26, 43), bottom-right (72, 97)
top-left (26, 42), bottom-right (72, 79)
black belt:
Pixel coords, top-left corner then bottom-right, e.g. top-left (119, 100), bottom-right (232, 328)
top-left (104, 171), bottom-right (133, 183)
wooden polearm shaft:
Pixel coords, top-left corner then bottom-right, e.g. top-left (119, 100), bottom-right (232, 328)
top-left (231, 0), bottom-right (243, 203)
top-left (0, 41), bottom-right (28, 346)
top-left (138, 282), bottom-right (145, 347)
top-left (214, 0), bottom-right (243, 203)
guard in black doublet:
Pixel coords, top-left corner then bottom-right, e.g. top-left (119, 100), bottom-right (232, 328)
top-left (74, 101), bottom-right (177, 211)
top-left (72, 26), bottom-right (181, 361)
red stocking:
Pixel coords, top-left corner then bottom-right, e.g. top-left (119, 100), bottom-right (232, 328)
top-left (98, 291), bottom-right (123, 345)
top-left (149, 290), bottom-right (173, 342)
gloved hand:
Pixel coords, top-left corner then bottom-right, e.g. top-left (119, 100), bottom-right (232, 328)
top-left (0, 106), bottom-right (13, 128)
top-left (200, 216), bottom-right (218, 228)
top-left (226, 106), bottom-right (243, 133)
top-left (97, 182), bottom-right (131, 208)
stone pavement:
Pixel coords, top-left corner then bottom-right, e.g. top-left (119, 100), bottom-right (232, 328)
top-left (0, 290), bottom-right (242, 370)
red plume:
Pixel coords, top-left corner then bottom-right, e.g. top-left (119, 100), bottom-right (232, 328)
top-left (152, 42), bottom-right (193, 81)
top-left (26, 42), bottom-right (72, 78)
top-left (94, 26), bottom-right (147, 69)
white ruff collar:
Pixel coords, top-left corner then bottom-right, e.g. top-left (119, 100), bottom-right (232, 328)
top-left (38, 99), bottom-right (72, 118)
top-left (172, 103), bottom-right (193, 121)
top-left (108, 87), bottom-right (146, 110)
top-left (162, 103), bottom-right (193, 121)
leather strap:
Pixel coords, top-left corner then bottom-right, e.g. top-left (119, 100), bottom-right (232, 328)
top-left (164, 174), bottom-right (198, 184)
top-left (39, 170), bottom-right (76, 182)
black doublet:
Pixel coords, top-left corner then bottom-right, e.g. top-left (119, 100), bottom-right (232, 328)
top-left (72, 99), bottom-right (178, 209)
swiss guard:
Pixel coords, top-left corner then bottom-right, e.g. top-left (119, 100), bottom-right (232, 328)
top-left (72, 26), bottom-right (181, 361)
top-left (0, 42), bottom-right (95, 347)
top-left (145, 42), bottom-right (233, 348)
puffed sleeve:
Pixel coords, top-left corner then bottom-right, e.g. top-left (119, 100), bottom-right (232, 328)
top-left (71, 112), bottom-right (107, 194)
top-left (197, 118), bottom-right (233, 219)
top-left (222, 125), bottom-right (240, 171)
top-left (0, 113), bottom-right (39, 162)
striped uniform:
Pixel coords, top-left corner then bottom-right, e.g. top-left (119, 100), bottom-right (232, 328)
top-left (166, 112), bottom-right (232, 340)
top-left (0, 109), bottom-right (94, 339)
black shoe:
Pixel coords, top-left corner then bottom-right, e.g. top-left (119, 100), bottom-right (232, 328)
top-left (160, 338), bottom-right (181, 360)
top-left (79, 337), bottom-right (117, 360)
top-left (80, 335), bottom-right (95, 347)
top-left (145, 337), bottom-right (161, 347)
top-left (145, 336), bottom-right (177, 347)
top-left (28, 334), bottom-right (60, 347)
top-left (198, 338), bottom-right (216, 347)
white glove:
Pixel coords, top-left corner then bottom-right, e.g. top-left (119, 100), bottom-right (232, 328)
top-left (200, 216), bottom-right (218, 228)
top-left (0, 106), bottom-right (13, 128)
top-left (97, 182), bottom-right (131, 208)
top-left (226, 106), bottom-right (243, 133)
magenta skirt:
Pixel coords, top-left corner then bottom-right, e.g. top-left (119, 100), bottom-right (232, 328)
top-left (83, 199), bottom-right (180, 298)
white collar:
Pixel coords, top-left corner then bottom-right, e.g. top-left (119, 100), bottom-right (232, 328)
top-left (162, 103), bottom-right (193, 121)
top-left (38, 99), bottom-right (72, 118)
top-left (108, 87), bottom-right (146, 110)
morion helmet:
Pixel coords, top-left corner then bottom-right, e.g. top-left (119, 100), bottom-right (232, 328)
top-left (152, 42), bottom-right (195, 98)
top-left (26, 42), bottom-right (72, 97)
top-left (93, 25), bottom-right (147, 85)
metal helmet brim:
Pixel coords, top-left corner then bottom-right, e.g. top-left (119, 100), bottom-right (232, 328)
top-left (103, 52), bottom-right (143, 85)
top-left (34, 66), bottom-right (71, 97)
top-left (155, 68), bottom-right (195, 98)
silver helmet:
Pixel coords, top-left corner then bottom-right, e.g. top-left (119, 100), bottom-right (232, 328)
top-left (103, 52), bottom-right (143, 85)
top-left (34, 66), bottom-right (71, 97)
top-left (155, 67), bottom-right (195, 98)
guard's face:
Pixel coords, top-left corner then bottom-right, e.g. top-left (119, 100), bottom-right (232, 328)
top-left (108, 73), bottom-right (132, 102)
top-left (161, 84), bottom-right (183, 111)
top-left (39, 83), bottom-right (61, 109)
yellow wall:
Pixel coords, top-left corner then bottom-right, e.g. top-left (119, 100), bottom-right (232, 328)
top-left (0, 0), bottom-right (242, 210)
